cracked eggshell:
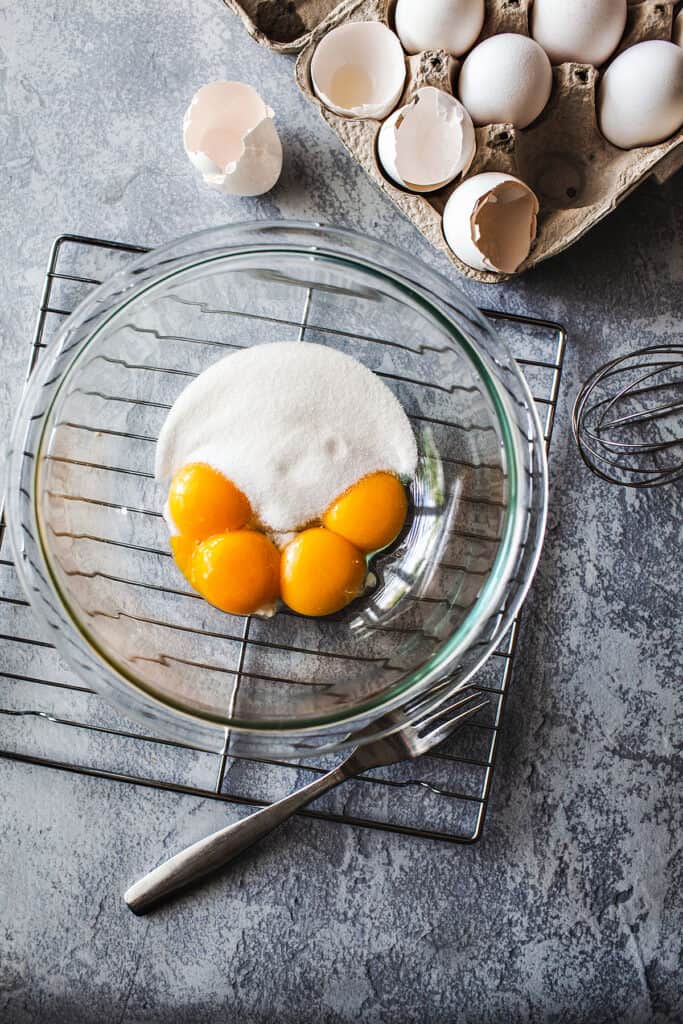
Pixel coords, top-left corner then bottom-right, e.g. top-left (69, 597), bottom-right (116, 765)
top-left (598, 40), bottom-right (683, 149)
top-left (458, 33), bottom-right (553, 129)
top-left (310, 21), bottom-right (406, 119)
top-left (673, 11), bottom-right (683, 47)
top-left (183, 81), bottom-right (282, 196)
top-left (377, 87), bottom-right (475, 192)
top-left (531, 0), bottom-right (627, 66)
top-left (394, 0), bottom-right (485, 57)
top-left (443, 172), bottom-right (539, 274)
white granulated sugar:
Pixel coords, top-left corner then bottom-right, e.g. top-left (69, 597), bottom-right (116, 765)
top-left (155, 341), bottom-right (418, 534)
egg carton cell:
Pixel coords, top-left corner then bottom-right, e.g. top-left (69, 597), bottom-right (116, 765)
top-left (225, 0), bottom-right (683, 280)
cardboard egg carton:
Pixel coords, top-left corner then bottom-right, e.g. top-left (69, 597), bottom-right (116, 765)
top-left (226, 0), bottom-right (683, 280)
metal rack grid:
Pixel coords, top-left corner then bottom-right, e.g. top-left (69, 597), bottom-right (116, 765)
top-left (0, 234), bottom-right (566, 843)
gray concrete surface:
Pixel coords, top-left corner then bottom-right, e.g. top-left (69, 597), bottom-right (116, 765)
top-left (0, 2), bottom-right (681, 1022)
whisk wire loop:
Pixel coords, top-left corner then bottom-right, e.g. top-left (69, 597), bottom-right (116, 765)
top-left (572, 344), bottom-right (683, 488)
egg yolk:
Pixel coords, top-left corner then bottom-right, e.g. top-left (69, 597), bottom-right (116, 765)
top-left (168, 463), bottom-right (250, 541)
top-left (191, 530), bottom-right (280, 615)
top-left (281, 527), bottom-right (366, 617)
top-left (323, 471), bottom-right (408, 553)
top-left (170, 533), bottom-right (197, 583)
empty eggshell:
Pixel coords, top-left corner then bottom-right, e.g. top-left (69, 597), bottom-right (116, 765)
top-left (377, 87), bottom-right (476, 192)
top-left (310, 21), bottom-right (406, 119)
top-left (599, 40), bottom-right (683, 149)
top-left (458, 34), bottom-right (553, 129)
top-left (443, 172), bottom-right (539, 274)
top-left (674, 11), bottom-right (683, 47)
top-left (394, 0), bottom-right (485, 57)
top-left (531, 0), bottom-right (627, 66)
top-left (183, 81), bottom-right (282, 196)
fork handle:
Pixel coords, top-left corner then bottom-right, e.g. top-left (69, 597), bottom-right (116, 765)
top-left (124, 762), bottom-right (350, 915)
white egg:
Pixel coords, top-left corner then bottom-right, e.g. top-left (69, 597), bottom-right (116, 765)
top-left (458, 34), bottom-right (552, 129)
top-left (310, 22), bottom-right (406, 119)
top-left (674, 11), bottom-right (683, 48)
top-left (531, 0), bottom-right (627, 66)
top-left (394, 0), bottom-right (485, 57)
top-left (599, 40), bottom-right (683, 149)
top-left (377, 87), bottom-right (475, 192)
top-left (442, 172), bottom-right (539, 274)
top-left (183, 82), bottom-right (282, 197)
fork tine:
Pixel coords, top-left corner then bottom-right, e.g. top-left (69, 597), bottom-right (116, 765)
top-left (415, 687), bottom-right (486, 733)
top-left (419, 698), bottom-right (490, 751)
top-left (406, 681), bottom-right (481, 724)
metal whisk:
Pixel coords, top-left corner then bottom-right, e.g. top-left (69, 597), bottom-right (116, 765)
top-left (572, 344), bottom-right (683, 488)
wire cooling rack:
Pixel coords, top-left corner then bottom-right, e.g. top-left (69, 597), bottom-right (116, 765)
top-left (0, 234), bottom-right (566, 843)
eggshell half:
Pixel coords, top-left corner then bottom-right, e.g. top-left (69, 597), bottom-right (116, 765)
top-left (443, 173), bottom-right (539, 274)
top-left (183, 81), bottom-right (282, 196)
top-left (394, 0), bottom-right (485, 57)
top-left (377, 87), bottom-right (476, 192)
top-left (673, 11), bottom-right (683, 47)
top-left (598, 40), bottom-right (683, 149)
top-left (531, 0), bottom-right (627, 66)
top-left (311, 21), bottom-right (406, 119)
top-left (458, 34), bottom-right (553, 129)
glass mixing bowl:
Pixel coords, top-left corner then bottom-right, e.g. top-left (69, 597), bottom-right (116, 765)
top-left (6, 222), bottom-right (547, 757)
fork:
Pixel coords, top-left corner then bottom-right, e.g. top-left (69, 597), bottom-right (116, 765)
top-left (124, 687), bottom-right (488, 914)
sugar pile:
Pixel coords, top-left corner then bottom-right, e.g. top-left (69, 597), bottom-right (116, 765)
top-left (155, 341), bottom-right (418, 534)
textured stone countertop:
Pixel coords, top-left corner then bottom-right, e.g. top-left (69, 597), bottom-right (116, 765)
top-left (1, 2), bottom-right (681, 1022)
